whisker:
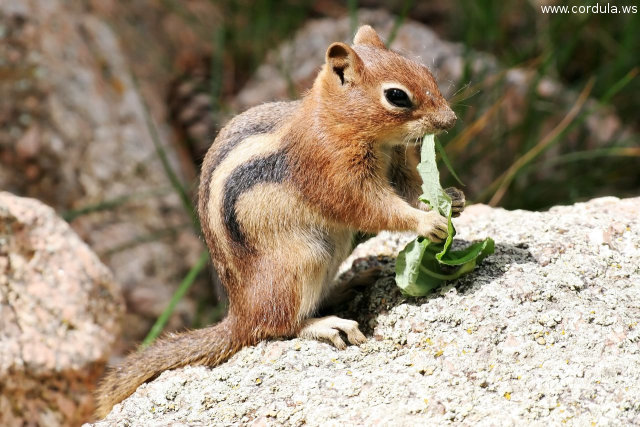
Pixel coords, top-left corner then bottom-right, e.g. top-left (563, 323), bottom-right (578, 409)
top-left (450, 82), bottom-right (471, 99)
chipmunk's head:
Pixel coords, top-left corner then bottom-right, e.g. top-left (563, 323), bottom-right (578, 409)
top-left (316, 25), bottom-right (456, 145)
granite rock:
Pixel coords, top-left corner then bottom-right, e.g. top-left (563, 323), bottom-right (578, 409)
top-left (0, 0), bottom-right (206, 346)
top-left (93, 196), bottom-right (640, 425)
top-left (0, 192), bottom-right (124, 426)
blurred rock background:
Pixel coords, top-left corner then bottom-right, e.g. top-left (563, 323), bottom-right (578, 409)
top-left (0, 0), bottom-right (637, 423)
top-left (1, 192), bottom-right (123, 425)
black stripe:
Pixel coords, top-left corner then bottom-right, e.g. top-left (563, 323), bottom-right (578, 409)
top-left (199, 102), bottom-right (299, 238)
top-left (222, 150), bottom-right (289, 250)
top-left (211, 120), bottom-right (280, 171)
top-left (210, 101), bottom-right (300, 172)
top-left (200, 120), bottom-right (281, 220)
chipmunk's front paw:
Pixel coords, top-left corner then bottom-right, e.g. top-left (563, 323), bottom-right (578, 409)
top-left (298, 316), bottom-right (366, 349)
top-left (417, 211), bottom-right (449, 242)
top-left (445, 187), bottom-right (465, 217)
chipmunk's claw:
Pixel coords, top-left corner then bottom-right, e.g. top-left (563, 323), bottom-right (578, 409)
top-left (445, 187), bottom-right (465, 217)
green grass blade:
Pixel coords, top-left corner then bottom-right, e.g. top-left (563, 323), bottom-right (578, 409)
top-left (536, 147), bottom-right (640, 167)
top-left (102, 224), bottom-right (191, 256)
top-left (487, 77), bottom-right (595, 206)
top-left (348, 0), bottom-right (358, 35)
top-left (435, 137), bottom-right (464, 186)
top-left (61, 188), bottom-right (169, 222)
top-left (141, 250), bottom-right (210, 348)
top-left (387, 0), bottom-right (415, 46)
top-left (209, 24), bottom-right (226, 112)
top-left (599, 67), bottom-right (638, 105)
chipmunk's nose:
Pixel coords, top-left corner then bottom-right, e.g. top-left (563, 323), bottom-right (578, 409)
top-left (433, 108), bottom-right (457, 130)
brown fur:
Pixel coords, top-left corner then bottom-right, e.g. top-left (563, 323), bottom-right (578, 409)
top-left (95, 26), bottom-right (462, 419)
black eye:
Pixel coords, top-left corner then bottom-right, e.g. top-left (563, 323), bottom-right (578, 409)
top-left (384, 88), bottom-right (412, 108)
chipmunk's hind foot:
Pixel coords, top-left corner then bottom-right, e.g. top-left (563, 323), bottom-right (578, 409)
top-left (298, 316), bottom-right (366, 350)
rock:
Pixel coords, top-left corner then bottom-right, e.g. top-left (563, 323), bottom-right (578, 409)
top-left (86, 0), bottom-right (222, 169)
top-left (0, 192), bottom-right (124, 426)
top-left (232, 9), bottom-right (635, 199)
top-left (0, 0), bottom-right (206, 345)
top-left (92, 196), bottom-right (640, 425)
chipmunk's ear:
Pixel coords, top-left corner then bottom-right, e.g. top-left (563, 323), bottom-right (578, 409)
top-left (353, 25), bottom-right (386, 49)
top-left (325, 42), bottom-right (363, 85)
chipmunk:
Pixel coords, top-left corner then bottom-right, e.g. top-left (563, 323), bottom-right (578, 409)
top-left (96, 25), bottom-right (464, 418)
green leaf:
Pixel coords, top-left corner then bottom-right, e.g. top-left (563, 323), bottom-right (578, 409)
top-left (439, 238), bottom-right (495, 266)
top-left (141, 250), bottom-right (209, 348)
top-left (395, 134), bottom-right (494, 297)
top-left (395, 238), bottom-right (433, 296)
top-left (417, 135), bottom-right (451, 217)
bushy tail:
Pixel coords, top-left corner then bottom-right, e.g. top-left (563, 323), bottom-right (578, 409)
top-left (95, 316), bottom-right (241, 418)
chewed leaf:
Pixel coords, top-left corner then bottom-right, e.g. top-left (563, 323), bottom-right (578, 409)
top-left (417, 134), bottom-right (451, 217)
top-left (396, 238), bottom-right (455, 297)
top-left (395, 238), bottom-right (431, 296)
top-left (437, 238), bottom-right (495, 266)
top-left (395, 134), bottom-right (494, 297)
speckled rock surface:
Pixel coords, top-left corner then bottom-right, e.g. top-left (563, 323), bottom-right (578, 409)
top-left (0, 192), bottom-right (124, 426)
top-left (0, 0), bottom-right (205, 346)
top-left (94, 196), bottom-right (639, 425)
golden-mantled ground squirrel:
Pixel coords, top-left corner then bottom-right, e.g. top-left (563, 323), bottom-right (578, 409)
top-left (96, 25), bottom-right (464, 418)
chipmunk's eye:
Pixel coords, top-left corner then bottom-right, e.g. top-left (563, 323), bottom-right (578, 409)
top-left (384, 88), bottom-right (412, 108)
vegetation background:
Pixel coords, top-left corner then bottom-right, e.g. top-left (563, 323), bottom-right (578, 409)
top-left (143, 0), bottom-right (638, 208)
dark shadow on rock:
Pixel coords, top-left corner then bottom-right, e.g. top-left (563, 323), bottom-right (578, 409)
top-left (324, 240), bottom-right (535, 337)
top-left (445, 240), bottom-right (535, 296)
